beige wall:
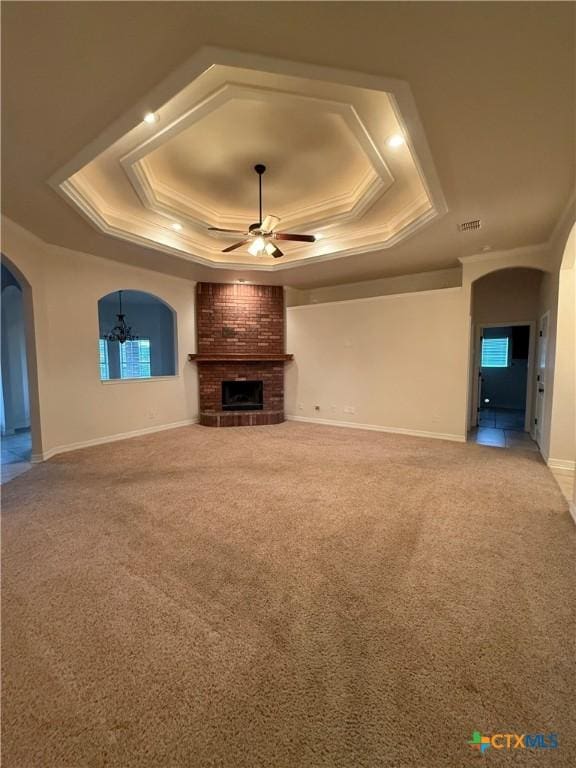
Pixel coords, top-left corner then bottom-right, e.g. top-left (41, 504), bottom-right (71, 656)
top-left (2, 216), bottom-right (198, 460)
top-left (3, 211), bottom-right (573, 472)
top-left (286, 287), bottom-right (469, 440)
top-left (472, 268), bottom-right (543, 325)
top-left (286, 268), bottom-right (462, 307)
top-left (548, 223), bottom-right (575, 467)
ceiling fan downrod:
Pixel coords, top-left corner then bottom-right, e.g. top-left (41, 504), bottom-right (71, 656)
top-left (207, 163), bottom-right (316, 258)
top-left (254, 163), bottom-right (266, 229)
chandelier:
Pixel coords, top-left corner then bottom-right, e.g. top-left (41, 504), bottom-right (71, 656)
top-left (102, 290), bottom-right (137, 344)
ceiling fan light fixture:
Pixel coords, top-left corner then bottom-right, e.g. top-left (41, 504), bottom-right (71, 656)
top-left (248, 236), bottom-right (266, 256)
top-left (210, 165), bottom-right (316, 258)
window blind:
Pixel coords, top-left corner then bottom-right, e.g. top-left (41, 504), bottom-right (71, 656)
top-left (119, 339), bottom-right (151, 379)
top-left (99, 339), bottom-right (110, 380)
top-left (481, 337), bottom-right (509, 368)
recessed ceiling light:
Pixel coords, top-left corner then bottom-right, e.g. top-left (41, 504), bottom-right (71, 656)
top-left (170, 222), bottom-right (183, 232)
top-left (143, 112), bottom-right (159, 125)
top-left (387, 134), bottom-right (405, 148)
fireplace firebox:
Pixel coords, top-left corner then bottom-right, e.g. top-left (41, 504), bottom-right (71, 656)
top-left (222, 380), bottom-right (263, 411)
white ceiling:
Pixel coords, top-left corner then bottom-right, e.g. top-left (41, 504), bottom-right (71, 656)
top-left (1, 2), bottom-right (574, 287)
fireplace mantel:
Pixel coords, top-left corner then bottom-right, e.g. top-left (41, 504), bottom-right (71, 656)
top-left (189, 353), bottom-right (293, 363)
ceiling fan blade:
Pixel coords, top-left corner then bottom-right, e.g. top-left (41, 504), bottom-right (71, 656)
top-left (270, 244), bottom-right (284, 258)
top-left (222, 239), bottom-right (249, 253)
top-left (261, 214), bottom-right (281, 232)
top-left (208, 227), bottom-right (246, 234)
top-left (275, 233), bottom-right (316, 243)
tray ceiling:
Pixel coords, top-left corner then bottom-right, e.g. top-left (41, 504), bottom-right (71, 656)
top-left (51, 49), bottom-right (446, 271)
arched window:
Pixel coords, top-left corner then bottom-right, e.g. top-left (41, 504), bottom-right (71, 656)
top-left (97, 290), bottom-right (177, 380)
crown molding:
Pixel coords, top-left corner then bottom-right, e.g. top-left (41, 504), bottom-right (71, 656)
top-left (61, 175), bottom-right (440, 272)
top-left (120, 81), bottom-right (395, 234)
top-left (136, 159), bottom-right (387, 234)
top-left (458, 243), bottom-right (553, 272)
top-left (49, 46), bottom-right (447, 271)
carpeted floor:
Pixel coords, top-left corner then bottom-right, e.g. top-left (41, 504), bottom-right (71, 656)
top-left (2, 422), bottom-right (575, 767)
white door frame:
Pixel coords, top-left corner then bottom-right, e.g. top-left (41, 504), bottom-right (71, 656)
top-left (470, 321), bottom-right (536, 432)
top-left (533, 310), bottom-right (550, 445)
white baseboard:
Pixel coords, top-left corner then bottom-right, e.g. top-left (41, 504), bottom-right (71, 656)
top-left (32, 418), bottom-right (199, 463)
top-left (547, 458), bottom-right (576, 472)
top-left (286, 415), bottom-right (466, 443)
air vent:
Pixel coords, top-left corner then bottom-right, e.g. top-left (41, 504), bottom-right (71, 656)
top-left (458, 219), bottom-right (482, 232)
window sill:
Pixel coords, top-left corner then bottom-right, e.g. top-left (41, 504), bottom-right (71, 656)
top-left (100, 375), bottom-right (180, 385)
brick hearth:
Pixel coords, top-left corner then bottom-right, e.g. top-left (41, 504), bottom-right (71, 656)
top-left (191, 283), bottom-right (291, 427)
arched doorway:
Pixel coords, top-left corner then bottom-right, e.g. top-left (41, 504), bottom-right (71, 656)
top-left (1, 263), bottom-right (32, 481)
top-left (468, 267), bottom-right (545, 452)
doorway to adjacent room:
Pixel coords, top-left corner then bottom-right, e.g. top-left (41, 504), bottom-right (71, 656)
top-left (470, 323), bottom-right (538, 451)
top-left (1, 263), bottom-right (32, 482)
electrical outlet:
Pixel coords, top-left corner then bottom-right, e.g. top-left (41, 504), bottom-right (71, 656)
top-left (330, 405), bottom-right (337, 413)
top-left (344, 406), bottom-right (356, 414)
top-left (298, 403), bottom-right (304, 411)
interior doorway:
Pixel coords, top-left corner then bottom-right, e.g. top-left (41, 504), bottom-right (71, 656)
top-left (478, 324), bottom-right (531, 428)
top-left (1, 263), bottom-right (32, 482)
top-left (469, 322), bottom-right (538, 451)
top-left (467, 267), bottom-right (547, 451)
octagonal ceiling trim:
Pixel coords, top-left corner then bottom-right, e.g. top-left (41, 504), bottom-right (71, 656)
top-left (134, 158), bottom-right (386, 235)
top-left (121, 83), bottom-right (394, 232)
top-left (49, 46), bottom-right (448, 271)
top-left (61, 174), bottom-right (437, 272)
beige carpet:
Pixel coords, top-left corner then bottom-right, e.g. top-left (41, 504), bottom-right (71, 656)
top-left (2, 422), bottom-right (575, 767)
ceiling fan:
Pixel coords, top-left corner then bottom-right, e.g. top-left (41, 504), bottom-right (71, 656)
top-left (208, 164), bottom-right (316, 258)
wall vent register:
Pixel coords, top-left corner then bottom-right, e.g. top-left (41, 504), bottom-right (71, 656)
top-left (458, 219), bottom-right (482, 232)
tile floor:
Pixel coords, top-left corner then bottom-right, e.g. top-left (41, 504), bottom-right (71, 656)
top-left (469, 408), bottom-right (539, 452)
top-left (468, 426), bottom-right (539, 451)
top-left (477, 407), bottom-right (526, 430)
top-left (1, 429), bottom-right (32, 484)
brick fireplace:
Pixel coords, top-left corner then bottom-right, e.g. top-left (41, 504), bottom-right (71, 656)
top-left (189, 283), bottom-right (292, 427)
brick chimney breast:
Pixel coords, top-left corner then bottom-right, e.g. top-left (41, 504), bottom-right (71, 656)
top-left (192, 283), bottom-right (291, 427)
